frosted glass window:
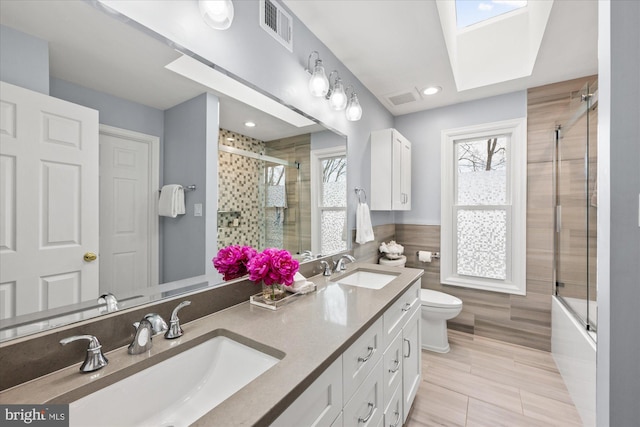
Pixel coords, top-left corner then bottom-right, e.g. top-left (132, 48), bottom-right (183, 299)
top-left (321, 157), bottom-right (347, 207)
top-left (321, 211), bottom-right (346, 255)
top-left (456, 209), bottom-right (507, 280)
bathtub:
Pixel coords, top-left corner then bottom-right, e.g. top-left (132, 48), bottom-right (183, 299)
top-left (552, 296), bottom-right (596, 426)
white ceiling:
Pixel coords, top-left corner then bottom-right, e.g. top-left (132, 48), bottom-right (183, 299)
top-left (0, 0), bottom-right (323, 141)
top-left (284, 0), bottom-right (598, 116)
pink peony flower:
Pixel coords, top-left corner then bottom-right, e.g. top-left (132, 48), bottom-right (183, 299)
top-left (247, 248), bottom-right (300, 286)
top-left (212, 245), bottom-right (257, 281)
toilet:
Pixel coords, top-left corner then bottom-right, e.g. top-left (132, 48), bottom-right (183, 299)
top-left (420, 289), bottom-right (463, 353)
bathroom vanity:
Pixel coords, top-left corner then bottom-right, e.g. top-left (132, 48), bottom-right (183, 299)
top-left (0, 263), bottom-right (423, 427)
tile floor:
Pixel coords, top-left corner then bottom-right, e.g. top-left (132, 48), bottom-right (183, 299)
top-left (405, 330), bottom-right (583, 426)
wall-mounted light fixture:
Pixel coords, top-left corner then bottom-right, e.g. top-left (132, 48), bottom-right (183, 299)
top-left (326, 71), bottom-right (348, 111)
top-left (306, 51), bottom-right (330, 97)
top-left (199, 0), bottom-right (234, 30)
top-left (305, 51), bottom-right (362, 121)
top-left (345, 85), bottom-right (362, 121)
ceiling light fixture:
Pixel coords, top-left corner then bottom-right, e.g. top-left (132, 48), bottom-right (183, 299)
top-left (244, 121), bottom-right (256, 127)
top-left (326, 71), bottom-right (348, 111)
top-left (306, 51), bottom-right (329, 97)
top-left (199, 0), bottom-right (234, 30)
top-left (345, 85), bottom-right (362, 122)
top-left (422, 86), bottom-right (442, 96)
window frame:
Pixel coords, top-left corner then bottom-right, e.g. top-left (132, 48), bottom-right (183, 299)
top-left (441, 118), bottom-right (527, 295)
top-left (310, 146), bottom-right (347, 256)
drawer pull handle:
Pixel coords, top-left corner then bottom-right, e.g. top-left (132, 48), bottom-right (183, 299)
top-left (390, 410), bottom-right (401, 427)
top-left (358, 346), bottom-right (375, 363)
top-left (389, 358), bottom-right (400, 373)
top-left (404, 338), bottom-right (411, 358)
top-left (358, 402), bottom-right (375, 423)
top-left (401, 302), bottom-right (411, 312)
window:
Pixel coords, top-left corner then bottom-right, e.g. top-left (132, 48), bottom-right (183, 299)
top-left (310, 147), bottom-right (347, 255)
top-left (455, 0), bottom-right (528, 29)
top-left (441, 118), bottom-right (526, 295)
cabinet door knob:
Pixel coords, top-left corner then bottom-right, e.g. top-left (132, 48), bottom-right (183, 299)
top-left (83, 252), bottom-right (97, 262)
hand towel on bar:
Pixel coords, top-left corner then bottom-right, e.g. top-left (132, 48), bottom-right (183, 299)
top-left (158, 185), bottom-right (185, 217)
top-left (356, 201), bottom-right (375, 244)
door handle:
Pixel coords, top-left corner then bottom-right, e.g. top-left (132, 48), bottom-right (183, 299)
top-left (83, 252), bottom-right (97, 262)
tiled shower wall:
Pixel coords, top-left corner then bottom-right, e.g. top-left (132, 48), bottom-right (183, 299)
top-left (355, 76), bottom-right (597, 351)
top-left (217, 129), bottom-right (265, 249)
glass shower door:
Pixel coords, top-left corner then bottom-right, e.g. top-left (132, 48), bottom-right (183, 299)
top-left (555, 81), bottom-right (598, 333)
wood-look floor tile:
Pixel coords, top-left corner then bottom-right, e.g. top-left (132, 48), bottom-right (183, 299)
top-left (406, 330), bottom-right (583, 427)
top-left (405, 382), bottom-right (468, 427)
top-left (520, 390), bottom-right (583, 426)
top-left (466, 398), bottom-right (549, 427)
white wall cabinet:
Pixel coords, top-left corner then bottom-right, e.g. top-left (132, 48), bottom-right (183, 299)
top-left (371, 128), bottom-right (412, 211)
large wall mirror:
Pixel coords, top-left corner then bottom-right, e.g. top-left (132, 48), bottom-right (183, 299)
top-left (0, 0), bottom-right (348, 342)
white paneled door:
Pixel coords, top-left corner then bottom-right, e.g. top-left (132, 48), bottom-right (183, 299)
top-left (99, 126), bottom-right (158, 296)
top-left (0, 81), bottom-right (99, 319)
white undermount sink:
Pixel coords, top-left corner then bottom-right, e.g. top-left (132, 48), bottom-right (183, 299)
top-left (70, 332), bottom-right (282, 427)
top-left (332, 270), bottom-right (398, 290)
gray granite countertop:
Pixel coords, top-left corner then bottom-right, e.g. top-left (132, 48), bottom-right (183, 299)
top-left (0, 263), bottom-right (423, 426)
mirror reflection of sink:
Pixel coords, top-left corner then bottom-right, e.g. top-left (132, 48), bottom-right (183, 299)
top-left (332, 270), bottom-right (398, 290)
top-left (69, 331), bottom-right (282, 427)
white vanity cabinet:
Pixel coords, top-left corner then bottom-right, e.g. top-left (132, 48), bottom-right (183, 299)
top-left (370, 128), bottom-right (412, 211)
top-left (401, 306), bottom-right (421, 423)
top-left (270, 356), bottom-right (343, 427)
top-left (270, 283), bottom-right (421, 427)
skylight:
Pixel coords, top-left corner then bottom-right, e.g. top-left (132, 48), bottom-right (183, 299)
top-left (456, 0), bottom-right (528, 29)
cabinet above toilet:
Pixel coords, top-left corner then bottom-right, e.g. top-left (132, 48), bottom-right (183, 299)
top-left (370, 128), bottom-right (412, 211)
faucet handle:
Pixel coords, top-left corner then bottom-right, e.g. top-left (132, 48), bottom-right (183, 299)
top-left (60, 335), bottom-right (108, 373)
top-left (165, 300), bottom-right (191, 339)
top-left (98, 293), bottom-right (119, 313)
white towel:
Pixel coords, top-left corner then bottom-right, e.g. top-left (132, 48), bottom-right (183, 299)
top-left (356, 202), bottom-right (375, 244)
top-left (158, 185), bottom-right (185, 217)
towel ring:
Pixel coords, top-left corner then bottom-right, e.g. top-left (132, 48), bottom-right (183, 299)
top-left (355, 187), bottom-right (367, 203)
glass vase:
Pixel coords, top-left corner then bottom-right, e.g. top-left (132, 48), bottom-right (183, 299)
top-left (262, 282), bottom-right (286, 304)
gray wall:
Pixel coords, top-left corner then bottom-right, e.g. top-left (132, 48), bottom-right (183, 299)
top-left (100, 0), bottom-right (396, 232)
top-left (393, 90), bottom-right (527, 224)
top-left (597, 1), bottom-right (640, 425)
top-left (162, 93), bottom-right (219, 282)
top-left (0, 25), bottom-right (49, 94)
top-left (310, 130), bottom-right (347, 151)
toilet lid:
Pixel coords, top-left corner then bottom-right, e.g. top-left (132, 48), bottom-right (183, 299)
top-left (420, 289), bottom-right (462, 308)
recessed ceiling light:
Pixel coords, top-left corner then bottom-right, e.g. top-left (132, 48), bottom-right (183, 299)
top-left (244, 121), bottom-right (256, 127)
top-left (423, 86), bottom-right (442, 96)
top-left (226, 137), bottom-right (235, 141)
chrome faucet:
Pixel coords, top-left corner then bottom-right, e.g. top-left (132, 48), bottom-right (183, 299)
top-left (334, 254), bottom-right (356, 272)
top-left (320, 260), bottom-right (332, 276)
top-left (165, 300), bottom-right (191, 339)
top-left (128, 318), bottom-right (154, 355)
top-left (98, 293), bottom-right (119, 313)
top-left (133, 313), bottom-right (168, 335)
top-left (60, 335), bottom-right (108, 373)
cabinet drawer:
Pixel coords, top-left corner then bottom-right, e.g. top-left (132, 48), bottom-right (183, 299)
top-left (382, 332), bottom-right (402, 410)
top-left (271, 356), bottom-right (343, 427)
top-left (343, 317), bottom-right (383, 402)
top-left (382, 281), bottom-right (420, 349)
top-left (344, 358), bottom-right (384, 427)
top-left (383, 384), bottom-right (402, 427)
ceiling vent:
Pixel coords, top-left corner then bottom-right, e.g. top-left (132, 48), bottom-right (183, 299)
top-left (260, 0), bottom-right (293, 52)
top-left (386, 91), bottom-right (418, 106)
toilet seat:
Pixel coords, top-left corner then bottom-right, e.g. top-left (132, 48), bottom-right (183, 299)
top-left (420, 289), bottom-right (462, 309)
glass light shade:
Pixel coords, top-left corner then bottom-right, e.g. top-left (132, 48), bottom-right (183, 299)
top-left (345, 94), bottom-right (362, 121)
top-left (309, 60), bottom-right (329, 97)
top-left (199, 0), bottom-right (234, 30)
top-left (329, 80), bottom-right (347, 110)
